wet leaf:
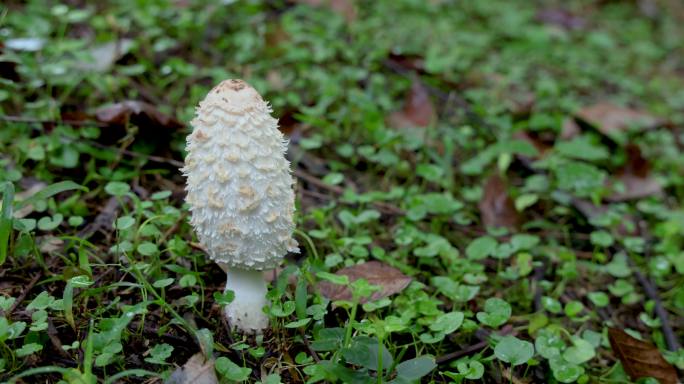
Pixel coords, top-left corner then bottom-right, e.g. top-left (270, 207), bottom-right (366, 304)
top-left (607, 144), bottom-right (662, 202)
top-left (166, 353), bottom-right (218, 384)
top-left (95, 101), bottom-right (182, 130)
top-left (478, 174), bottom-right (519, 229)
top-left (576, 102), bottom-right (661, 137)
top-left (318, 261), bottom-right (411, 303)
top-left (608, 328), bottom-right (678, 384)
top-left (387, 79), bottom-right (436, 129)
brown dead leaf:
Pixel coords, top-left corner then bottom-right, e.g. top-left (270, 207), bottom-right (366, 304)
top-left (293, 0), bottom-right (356, 22)
top-left (607, 144), bottom-right (662, 202)
top-left (39, 237), bottom-right (64, 253)
top-left (560, 118), bottom-right (581, 140)
top-left (479, 174), bottom-right (519, 229)
top-left (387, 79), bottom-right (436, 129)
top-left (576, 102), bottom-right (661, 137)
top-left (95, 100), bottom-right (182, 130)
top-left (608, 328), bottom-right (678, 384)
top-left (166, 353), bottom-right (217, 384)
top-left (318, 261), bottom-right (411, 303)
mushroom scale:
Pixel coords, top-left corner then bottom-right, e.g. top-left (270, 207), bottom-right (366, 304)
top-left (182, 79), bottom-right (298, 270)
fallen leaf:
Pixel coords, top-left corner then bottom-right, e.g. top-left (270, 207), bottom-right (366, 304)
top-left (95, 100), bottom-right (182, 130)
top-left (536, 8), bottom-right (586, 30)
top-left (12, 180), bottom-right (48, 218)
top-left (166, 353), bottom-right (218, 384)
top-left (294, 0), bottom-right (356, 22)
top-left (607, 144), bottom-right (662, 202)
top-left (318, 261), bottom-right (411, 303)
top-left (560, 118), bottom-right (582, 140)
top-left (576, 102), bottom-right (661, 137)
top-left (479, 174), bottom-right (519, 229)
top-left (608, 328), bottom-right (678, 384)
top-left (387, 79), bottom-right (436, 129)
top-left (76, 39), bottom-right (134, 72)
top-left (39, 237), bottom-right (64, 253)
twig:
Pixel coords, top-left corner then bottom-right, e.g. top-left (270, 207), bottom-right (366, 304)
top-left (295, 169), bottom-right (405, 215)
top-left (532, 260), bottom-right (546, 312)
top-left (299, 328), bottom-right (321, 363)
top-left (76, 196), bottom-right (124, 240)
top-left (435, 339), bottom-right (488, 364)
top-left (5, 273), bottom-right (42, 318)
top-left (436, 326), bottom-right (513, 365)
top-left (47, 318), bottom-right (70, 358)
top-left (629, 258), bottom-right (681, 351)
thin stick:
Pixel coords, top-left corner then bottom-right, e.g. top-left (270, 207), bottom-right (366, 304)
top-left (299, 328), bottom-right (321, 363)
top-left (630, 261), bottom-right (681, 351)
top-left (6, 272), bottom-right (42, 317)
top-left (435, 340), bottom-right (488, 364)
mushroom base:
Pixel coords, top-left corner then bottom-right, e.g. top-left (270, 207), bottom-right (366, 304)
top-left (224, 267), bottom-right (269, 333)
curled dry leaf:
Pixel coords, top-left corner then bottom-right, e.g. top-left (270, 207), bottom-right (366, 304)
top-left (166, 353), bottom-right (218, 384)
top-left (607, 144), bottom-right (662, 202)
top-left (608, 328), bottom-right (678, 384)
top-left (318, 261), bottom-right (411, 303)
top-left (576, 102), bottom-right (661, 137)
top-left (387, 79), bottom-right (436, 130)
top-left (95, 100), bottom-right (182, 130)
top-left (479, 174), bottom-right (519, 229)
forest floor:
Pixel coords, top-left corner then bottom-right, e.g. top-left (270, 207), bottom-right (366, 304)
top-left (1, 0), bottom-right (684, 383)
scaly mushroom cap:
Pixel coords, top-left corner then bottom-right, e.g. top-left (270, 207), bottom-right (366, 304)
top-left (182, 79), bottom-right (298, 270)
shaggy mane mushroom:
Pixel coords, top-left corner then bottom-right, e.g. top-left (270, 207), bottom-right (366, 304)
top-left (182, 79), bottom-right (298, 333)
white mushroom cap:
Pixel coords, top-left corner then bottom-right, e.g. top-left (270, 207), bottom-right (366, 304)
top-left (182, 79), bottom-right (298, 270)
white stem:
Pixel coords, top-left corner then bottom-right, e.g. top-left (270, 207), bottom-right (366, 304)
top-left (224, 267), bottom-right (269, 333)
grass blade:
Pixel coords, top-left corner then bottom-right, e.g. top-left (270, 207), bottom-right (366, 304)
top-left (14, 180), bottom-right (88, 210)
top-left (0, 182), bottom-right (15, 265)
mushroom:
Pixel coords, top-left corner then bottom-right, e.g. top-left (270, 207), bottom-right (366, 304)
top-left (182, 79), bottom-right (298, 333)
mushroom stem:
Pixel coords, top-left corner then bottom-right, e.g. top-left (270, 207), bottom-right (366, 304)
top-left (224, 267), bottom-right (269, 333)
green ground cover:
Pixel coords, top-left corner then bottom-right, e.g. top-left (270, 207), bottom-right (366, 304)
top-left (1, 0), bottom-right (684, 382)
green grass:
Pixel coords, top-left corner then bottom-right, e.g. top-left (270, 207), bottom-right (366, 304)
top-left (1, 0), bottom-right (684, 383)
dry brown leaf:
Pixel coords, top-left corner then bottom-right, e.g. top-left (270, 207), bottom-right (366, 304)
top-left (608, 328), bottom-right (678, 384)
top-left (560, 118), bottom-right (582, 140)
top-left (479, 174), bottom-right (519, 229)
top-left (95, 100), bottom-right (182, 130)
top-left (576, 102), bottom-right (661, 137)
top-left (166, 353), bottom-right (218, 384)
top-left (387, 79), bottom-right (436, 129)
top-left (607, 144), bottom-right (662, 202)
top-left (294, 0), bottom-right (356, 22)
top-left (318, 261), bottom-right (411, 303)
